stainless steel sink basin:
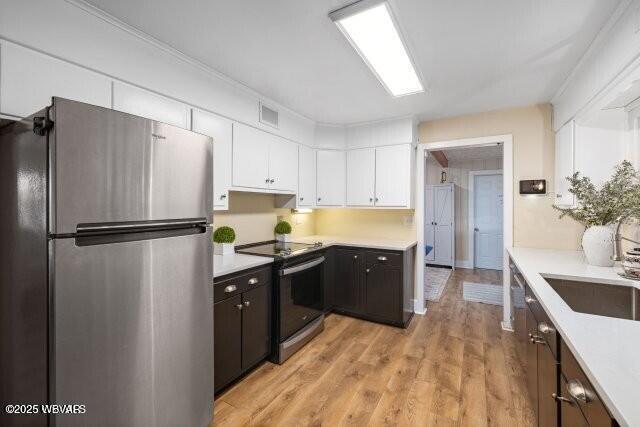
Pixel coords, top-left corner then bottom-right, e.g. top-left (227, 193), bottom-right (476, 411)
top-left (544, 277), bottom-right (639, 321)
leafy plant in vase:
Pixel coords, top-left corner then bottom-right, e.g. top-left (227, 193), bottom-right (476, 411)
top-left (213, 226), bottom-right (236, 255)
top-left (274, 220), bottom-right (292, 243)
top-left (554, 160), bottom-right (640, 267)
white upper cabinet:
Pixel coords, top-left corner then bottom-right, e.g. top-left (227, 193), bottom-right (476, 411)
top-left (268, 137), bottom-right (298, 192)
top-left (554, 121), bottom-right (575, 207)
top-left (346, 148), bottom-right (375, 206)
top-left (375, 144), bottom-right (413, 207)
top-left (298, 145), bottom-right (316, 206)
top-left (192, 109), bottom-right (232, 210)
top-left (0, 42), bottom-right (111, 118)
top-left (316, 150), bottom-right (346, 206)
top-left (232, 122), bottom-right (298, 193)
top-left (112, 82), bottom-right (189, 129)
top-left (232, 123), bottom-right (271, 189)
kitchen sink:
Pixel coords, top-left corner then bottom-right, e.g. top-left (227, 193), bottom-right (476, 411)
top-left (544, 277), bottom-right (639, 321)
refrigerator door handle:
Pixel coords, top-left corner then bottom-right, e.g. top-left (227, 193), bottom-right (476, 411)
top-left (76, 218), bottom-right (208, 236)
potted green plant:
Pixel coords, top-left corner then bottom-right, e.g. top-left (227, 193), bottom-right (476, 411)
top-left (274, 220), bottom-right (292, 242)
top-left (555, 160), bottom-right (640, 266)
top-left (213, 226), bottom-right (236, 255)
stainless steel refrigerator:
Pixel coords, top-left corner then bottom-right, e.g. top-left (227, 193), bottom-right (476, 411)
top-left (0, 98), bottom-right (214, 426)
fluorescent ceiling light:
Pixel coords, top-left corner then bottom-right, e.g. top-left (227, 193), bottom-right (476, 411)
top-left (330, 0), bottom-right (423, 97)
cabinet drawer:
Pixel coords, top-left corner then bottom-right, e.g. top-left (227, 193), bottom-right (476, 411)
top-left (525, 285), bottom-right (558, 358)
top-left (365, 250), bottom-right (402, 269)
top-left (214, 267), bottom-right (271, 303)
top-left (560, 340), bottom-right (614, 427)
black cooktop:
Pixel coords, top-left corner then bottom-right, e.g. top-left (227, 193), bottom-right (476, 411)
top-left (236, 241), bottom-right (323, 259)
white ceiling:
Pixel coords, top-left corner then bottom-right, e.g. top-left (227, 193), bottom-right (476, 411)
top-left (84, 0), bottom-right (620, 124)
top-left (438, 145), bottom-right (503, 162)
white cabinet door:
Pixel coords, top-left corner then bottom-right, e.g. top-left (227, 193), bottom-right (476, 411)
top-left (554, 121), bottom-right (575, 207)
top-left (112, 82), bottom-right (189, 129)
top-left (0, 42), bottom-right (111, 118)
top-left (346, 148), bottom-right (375, 206)
top-left (316, 150), bottom-right (346, 206)
top-left (268, 136), bottom-right (298, 192)
top-left (192, 109), bottom-right (232, 210)
top-left (375, 144), bottom-right (412, 207)
top-left (574, 121), bottom-right (625, 188)
top-left (298, 145), bottom-right (316, 206)
top-left (232, 123), bottom-right (270, 189)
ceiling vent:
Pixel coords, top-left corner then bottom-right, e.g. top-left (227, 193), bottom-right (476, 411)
top-left (259, 102), bottom-right (279, 129)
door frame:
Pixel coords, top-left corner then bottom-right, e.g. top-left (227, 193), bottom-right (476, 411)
top-left (468, 170), bottom-right (503, 270)
top-left (415, 135), bottom-right (513, 330)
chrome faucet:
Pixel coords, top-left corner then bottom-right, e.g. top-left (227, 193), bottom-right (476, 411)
top-left (612, 216), bottom-right (640, 262)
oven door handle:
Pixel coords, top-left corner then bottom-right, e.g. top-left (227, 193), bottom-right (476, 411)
top-left (280, 256), bottom-right (325, 276)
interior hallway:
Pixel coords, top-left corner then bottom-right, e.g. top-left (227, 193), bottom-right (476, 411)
top-left (213, 268), bottom-right (535, 426)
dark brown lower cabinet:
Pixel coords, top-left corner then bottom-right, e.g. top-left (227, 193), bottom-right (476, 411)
top-left (558, 375), bottom-right (589, 427)
top-left (333, 248), bottom-right (363, 314)
top-left (364, 255), bottom-right (400, 323)
top-left (526, 305), bottom-right (539, 421)
top-left (214, 267), bottom-right (272, 393)
top-left (537, 341), bottom-right (559, 427)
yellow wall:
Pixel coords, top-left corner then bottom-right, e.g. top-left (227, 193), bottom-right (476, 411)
top-left (420, 104), bottom-right (583, 250)
top-left (315, 209), bottom-right (415, 240)
top-left (213, 192), bottom-right (316, 245)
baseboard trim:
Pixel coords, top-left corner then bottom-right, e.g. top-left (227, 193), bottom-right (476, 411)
top-left (501, 320), bottom-right (514, 331)
top-left (455, 259), bottom-right (473, 269)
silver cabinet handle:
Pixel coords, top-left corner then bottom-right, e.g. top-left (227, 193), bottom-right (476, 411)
top-left (530, 337), bottom-right (545, 344)
top-left (366, 268), bottom-right (370, 273)
top-left (474, 227), bottom-right (479, 232)
top-left (244, 300), bottom-right (250, 307)
top-left (375, 197), bottom-right (379, 202)
top-left (524, 295), bottom-right (536, 304)
top-left (552, 393), bottom-right (574, 404)
top-left (300, 197), bottom-right (304, 201)
top-left (224, 285), bottom-right (237, 293)
top-left (220, 194), bottom-right (227, 199)
top-left (270, 179), bottom-right (275, 183)
top-left (557, 194), bottom-right (562, 198)
top-left (353, 255), bottom-right (358, 259)
top-left (248, 277), bottom-right (259, 285)
top-left (567, 379), bottom-right (594, 404)
top-left (236, 304), bottom-right (243, 311)
top-left (265, 178), bottom-right (270, 183)
top-left (377, 256), bottom-right (387, 262)
top-left (538, 322), bottom-right (555, 334)
top-left (369, 197), bottom-right (373, 202)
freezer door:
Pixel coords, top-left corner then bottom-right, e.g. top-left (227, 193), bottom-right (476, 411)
top-left (51, 230), bottom-right (213, 426)
top-left (50, 98), bottom-right (213, 234)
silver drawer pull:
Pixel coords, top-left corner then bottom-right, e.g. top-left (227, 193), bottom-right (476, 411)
top-left (538, 322), bottom-right (555, 335)
top-left (236, 304), bottom-right (243, 311)
top-left (567, 379), bottom-right (594, 404)
top-left (224, 285), bottom-right (237, 293)
top-left (248, 277), bottom-right (259, 285)
top-left (244, 300), bottom-right (250, 307)
top-left (524, 295), bottom-right (536, 304)
top-left (377, 256), bottom-right (387, 262)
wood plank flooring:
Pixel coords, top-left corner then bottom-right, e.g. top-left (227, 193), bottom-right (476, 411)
top-left (213, 268), bottom-right (535, 426)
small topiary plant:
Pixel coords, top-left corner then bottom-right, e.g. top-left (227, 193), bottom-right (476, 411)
top-left (213, 226), bottom-right (236, 243)
top-left (274, 220), bottom-right (292, 235)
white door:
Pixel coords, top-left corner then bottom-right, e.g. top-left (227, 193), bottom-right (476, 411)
top-left (112, 82), bottom-right (189, 129)
top-left (375, 144), bottom-right (411, 207)
top-left (298, 145), bottom-right (316, 206)
top-left (433, 186), bottom-right (453, 265)
top-left (474, 174), bottom-right (503, 270)
top-left (0, 42), bottom-right (111, 118)
top-left (346, 148), bottom-right (375, 206)
top-left (554, 121), bottom-right (575, 207)
top-left (268, 136), bottom-right (298, 192)
top-left (232, 123), bottom-right (270, 189)
top-left (191, 109), bottom-right (232, 209)
top-left (424, 186), bottom-right (435, 262)
top-left (316, 150), bottom-right (345, 206)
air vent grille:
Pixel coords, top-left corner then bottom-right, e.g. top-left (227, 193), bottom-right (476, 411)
top-left (259, 102), bottom-right (279, 129)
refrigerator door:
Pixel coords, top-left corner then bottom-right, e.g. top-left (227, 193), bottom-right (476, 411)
top-left (50, 98), bottom-right (213, 235)
top-left (51, 230), bottom-right (213, 427)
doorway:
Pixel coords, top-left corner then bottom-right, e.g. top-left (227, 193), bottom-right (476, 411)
top-left (470, 171), bottom-right (503, 270)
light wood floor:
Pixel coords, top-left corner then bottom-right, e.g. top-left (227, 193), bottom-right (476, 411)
top-left (213, 268), bottom-right (535, 426)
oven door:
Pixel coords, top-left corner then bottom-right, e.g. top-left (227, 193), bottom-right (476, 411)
top-left (279, 256), bottom-right (325, 341)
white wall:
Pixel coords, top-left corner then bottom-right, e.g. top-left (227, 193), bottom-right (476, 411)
top-left (552, 0), bottom-right (640, 130)
top-left (0, 0), bottom-right (315, 145)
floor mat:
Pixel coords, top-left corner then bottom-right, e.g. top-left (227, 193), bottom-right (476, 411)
top-left (424, 266), bottom-right (452, 302)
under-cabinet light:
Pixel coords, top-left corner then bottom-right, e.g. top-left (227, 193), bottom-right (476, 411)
top-left (330, 0), bottom-right (423, 97)
top-left (292, 208), bottom-right (313, 214)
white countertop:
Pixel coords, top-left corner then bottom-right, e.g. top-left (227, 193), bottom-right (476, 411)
top-left (294, 235), bottom-right (418, 251)
top-left (507, 247), bottom-right (640, 427)
top-left (214, 253), bottom-right (273, 278)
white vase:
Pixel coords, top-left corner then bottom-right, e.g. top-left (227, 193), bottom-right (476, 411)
top-left (582, 225), bottom-right (614, 267)
top-left (214, 242), bottom-right (235, 255)
top-left (276, 234), bottom-right (291, 242)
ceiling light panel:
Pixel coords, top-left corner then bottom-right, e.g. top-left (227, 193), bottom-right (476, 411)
top-left (330, 0), bottom-right (423, 97)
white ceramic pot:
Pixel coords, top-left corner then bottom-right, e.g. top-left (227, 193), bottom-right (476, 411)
top-left (276, 234), bottom-right (291, 242)
top-left (214, 242), bottom-right (235, 255)
top-left (582, 225), bottom-right (614, 267)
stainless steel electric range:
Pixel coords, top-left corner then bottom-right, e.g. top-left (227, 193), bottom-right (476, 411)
top-left (236, 241), bottom-right (326, 363)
